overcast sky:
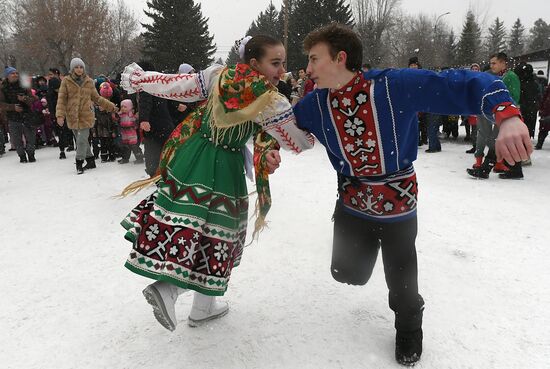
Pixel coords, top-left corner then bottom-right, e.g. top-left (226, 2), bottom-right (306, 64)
top-left (126, 0), bottom-right (549, 60)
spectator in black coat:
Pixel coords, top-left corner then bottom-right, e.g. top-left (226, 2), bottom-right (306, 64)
top-left (137, 61), bottom-right (175, 176)
top-left (516, 63), bottom-right (541, 138)
top-left (47, 67), bottom-right (74, 158)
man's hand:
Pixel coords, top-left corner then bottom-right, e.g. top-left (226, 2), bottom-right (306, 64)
top-left (14, 104), bottom-right (23, 113)
top-left (496, 117), bottom-right (533, 165)
top-left (177, 104), bottom-right (187, 112)
top-left (265, 150), bottom-right (281, 174)
top-left (140, 121), bottom-right (151, 132)
top-left (57, 117), bottom-right (65, 126)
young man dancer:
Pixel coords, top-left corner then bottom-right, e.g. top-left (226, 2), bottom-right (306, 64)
top-left (266, 24), bottom-right (531, 366)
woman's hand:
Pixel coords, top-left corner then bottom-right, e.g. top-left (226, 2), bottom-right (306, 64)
top-left (265, 150), bottom-right (281, 174)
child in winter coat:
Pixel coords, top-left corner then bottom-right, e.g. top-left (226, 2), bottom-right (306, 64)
top-left (94, 105), bottom-right (117, 162)
top-left (39, 97), bottom-right (56, 146)
top-left (91, 82), bottom-right (115, 160)
top-left (117, 99), bottom-right (143, 164)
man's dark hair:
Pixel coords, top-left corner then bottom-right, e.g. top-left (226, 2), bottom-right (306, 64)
top-left (48, 68), bottom-right (60, 76)
top-left (490, 52), bottom-right (508, 62)
top-left (408, 57), bottom-right (419, 67)
top-left (303, 23), bottom-right (362, 72)
top-left (537, 70), bottom-right (544, 76)
top-left (243, 35), bottom-right (283, 64)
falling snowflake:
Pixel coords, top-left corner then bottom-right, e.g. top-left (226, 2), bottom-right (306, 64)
top-left (145, 224), bottom-right (160, 241)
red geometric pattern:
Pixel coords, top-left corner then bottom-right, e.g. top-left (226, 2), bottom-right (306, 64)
top-left (329, 73), bottom-right (384, 176)
top-left (124, 193), bottom-right (246, 294)
top-left (162, 179), bottom-right (247, 218)
top-left (340, 170), bottom-right (418, 219)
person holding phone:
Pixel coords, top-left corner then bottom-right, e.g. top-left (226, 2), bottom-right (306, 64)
top-left (0, 67), bottom-right (38, 163)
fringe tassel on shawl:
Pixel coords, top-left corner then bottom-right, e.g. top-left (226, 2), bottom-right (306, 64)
top-left (115, 174), bottom-right (161, 198)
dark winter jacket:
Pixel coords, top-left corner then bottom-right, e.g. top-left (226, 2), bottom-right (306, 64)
top-left (0, 79), bottom-right (37, 122)
top-left (169, 100), bottom-right (197, 125)
top-left (47, 77), bottom-right (61, 117)
top-left (94, 108), bottom-right (116, 138)
top-left (277, 80), bottom-right (292, 102)
top-left (539, 84), bottom-right (550, 118)
top-left (516, 66), bottom-right (541, 112)
top-left (138, 91), bottom-right (175, 141)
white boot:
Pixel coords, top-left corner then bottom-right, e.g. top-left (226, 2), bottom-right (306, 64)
top-left (188, 292), bottom-right (229, 327)
top-left (142, 281), bottom-right (188, 332)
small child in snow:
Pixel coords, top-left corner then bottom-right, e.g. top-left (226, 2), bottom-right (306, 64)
top-left (117, 99), bottom-right (143, 164)
top-left (94, 105), bottom-right (117, 162)
top-left (94, 82), bottom-right (117, 162)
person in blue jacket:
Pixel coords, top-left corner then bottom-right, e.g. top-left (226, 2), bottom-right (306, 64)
top-left (265, 24), bottom-right (532, 366)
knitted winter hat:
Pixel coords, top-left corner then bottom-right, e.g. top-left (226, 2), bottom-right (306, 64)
top-left (69, 57), bottom-right (86, 72)
top-left (178, 63), bottom-right (195, 74)
top-left (470, 63), bottom-right (480, 70)
top-left (99, 82), bottom-right (113, 98)
top-left (3, 66), bottom-right (17, 78)
top-left (121, 99), bottom-right (133, 111)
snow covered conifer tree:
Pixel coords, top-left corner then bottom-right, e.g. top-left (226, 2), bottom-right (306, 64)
top-left (141, 0), bottom-right (216, 71)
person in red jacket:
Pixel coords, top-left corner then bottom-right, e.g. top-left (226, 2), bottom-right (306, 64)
top-left (536, 83), bottom-right (550, 149)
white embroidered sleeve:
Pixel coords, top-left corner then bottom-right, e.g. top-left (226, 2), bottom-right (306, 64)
top-left (120, 62), bottom-right (223, 102)
top-left (255, 93), bottom-right (315, 153)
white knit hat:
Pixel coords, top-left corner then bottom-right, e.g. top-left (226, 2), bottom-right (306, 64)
top-left (178, 63), bottom-right (195, 74)
top-left (70, 57), bottom-right (86, 71)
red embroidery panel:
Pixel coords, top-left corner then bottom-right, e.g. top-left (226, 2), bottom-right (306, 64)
top-left (329, 75), bottom-right (384, 176)
top-left (340, 172), bottom-right (418, 219)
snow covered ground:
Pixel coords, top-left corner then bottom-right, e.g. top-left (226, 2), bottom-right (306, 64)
top-left (1, 138), bottom-right (549, 369)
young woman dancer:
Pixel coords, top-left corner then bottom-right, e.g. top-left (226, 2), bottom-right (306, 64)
top-left (120, 35), bottom-right (314, 331)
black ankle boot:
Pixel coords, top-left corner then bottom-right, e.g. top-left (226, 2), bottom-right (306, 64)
top-left (83, 156), bottom-right (96, 170)
top-left (59, 151), bottom-right (66, 159)
top-left (76, 159), bottom-right (84, 175)
top-left (27, 153), bottom-right (36, 162)
top-left (19, 154), bottom-right (28, 163)
top-left (467, 166), bottom-right (490, 179)
top-left (499, 163), bottom-right (523, 179)
top-left (395, 328), bottom-right (423, 366)
top-left (465, 146), bottom-right (476, 154)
